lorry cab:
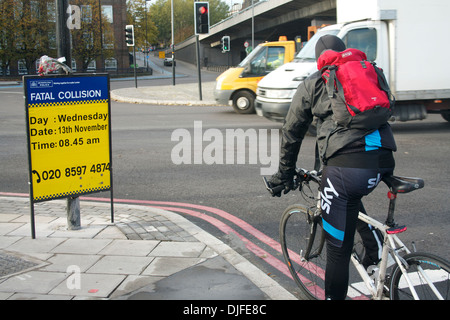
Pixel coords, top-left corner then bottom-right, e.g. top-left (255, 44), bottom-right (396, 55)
top-left (214, 38), bottom-right (296, 114)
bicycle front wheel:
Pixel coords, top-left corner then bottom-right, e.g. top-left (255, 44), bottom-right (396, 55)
top-left (280, 204), bottom-right (327, 300)
top-left (390, 252), bottom-right (450, 300)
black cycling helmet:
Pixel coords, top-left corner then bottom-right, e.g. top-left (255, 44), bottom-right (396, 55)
top-left (315, 34), bottom-right (346, 60)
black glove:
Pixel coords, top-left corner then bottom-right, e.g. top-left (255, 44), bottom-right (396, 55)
top-left (268, 171), bottom-right (294, 197)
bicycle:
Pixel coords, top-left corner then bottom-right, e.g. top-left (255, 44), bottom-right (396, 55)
top-left (264, 168), bottom-right (450, 300)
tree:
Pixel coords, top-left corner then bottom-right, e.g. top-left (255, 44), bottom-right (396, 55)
top-left (127, 0), bottom-right (159, 50)
top-left (131, 0), bottom-right (229, 47)
top-left (0, 0), bottom-right (56, 75)
top-left (17, 0), bottom-right (54, 73)
top-left (0, 0), bottom-right (17, 74)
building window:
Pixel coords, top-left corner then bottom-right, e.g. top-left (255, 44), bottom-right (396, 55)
top-left (102, 5), bottom-right (113, 23)
top-left (18, 59), bottom-right (27, 75)
top-left (0, 61), bottom-right (10, 75)
top-left (71, 58), bottom-right (77, 72)
top-left (105, 58), bottom-right (117, 71)
top-left (81, 5), bottom-right (92, 23)
top-left (47, 2), bottom-right (56, 22)
top-left (87, 60), bottom-right (96, 71)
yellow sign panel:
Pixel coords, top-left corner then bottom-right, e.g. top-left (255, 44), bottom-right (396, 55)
top-left (25, 74), bottom-right (112, 202)
top-left (159, 51), bottom-right (166, 59)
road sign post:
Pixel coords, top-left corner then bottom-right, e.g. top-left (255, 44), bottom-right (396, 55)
top-left (24, 74), bottom-right (114, 238)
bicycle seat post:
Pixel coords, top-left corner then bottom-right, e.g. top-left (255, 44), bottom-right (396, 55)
top-left (385, 190), bottom-right (408, 234)
top-left (382, 174), bottom-right (424, 234)
top-left (386, 190), bottom-right (397, 227)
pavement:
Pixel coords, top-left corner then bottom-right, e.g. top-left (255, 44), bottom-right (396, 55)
top-left (111, 79), bottom-right (220, 106)
top-left (0, 61), bottom-right (297, 301)
top-left (0, 195), bottom-right (296, 300)
top-left (110, 55), bottom-right (224, 106)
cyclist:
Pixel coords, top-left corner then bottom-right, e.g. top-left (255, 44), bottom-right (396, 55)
top-left (267, 35), bottom-right (396, 300)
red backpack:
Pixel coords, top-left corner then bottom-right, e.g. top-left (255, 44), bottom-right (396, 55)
top-left (317, 48), bottom-right (394, 130)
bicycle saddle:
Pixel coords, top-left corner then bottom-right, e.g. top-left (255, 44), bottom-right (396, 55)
top-left (382, 175), bottom-right (424, 194)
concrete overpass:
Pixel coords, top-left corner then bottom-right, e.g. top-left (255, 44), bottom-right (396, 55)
top-left (175, 0), bottom-right (337, 67)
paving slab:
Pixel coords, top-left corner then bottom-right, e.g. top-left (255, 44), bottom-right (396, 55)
top-left (87, 256), bottom-right (154, 275)
top-left (148, 241), bottom-right (206, 257)
top-left (0, 271), bottom-right (67, 294)
top-left (142, 257), bottom-right (205, 277)
top-left (49, 273), bottom-right (126, 298)
top-left (41, 254), bottom-right (101, 272)
top-left (98, 239), bottom-right (160, 256)
top-left (50, 238), bottom-right (112, 255)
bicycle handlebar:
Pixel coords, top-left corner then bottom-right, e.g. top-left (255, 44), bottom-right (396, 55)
top-left (295, 168), bottom-right (322, 185)
top-left (263, 168), bottom-right (322, 196)
top-left (263, 176), bottom-right (286, 196)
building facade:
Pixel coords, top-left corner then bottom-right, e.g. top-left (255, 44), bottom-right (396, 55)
top-left (75, 0), bottom-right (129, 73)
top-left (0, 0), bottom-right (129, 76)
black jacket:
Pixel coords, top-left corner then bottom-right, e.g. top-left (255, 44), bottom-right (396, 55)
top-left (278, 71), bottom-right (397, 177)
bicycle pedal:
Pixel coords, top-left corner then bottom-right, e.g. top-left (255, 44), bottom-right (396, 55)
top-left (386, 225), bottom-right (407, 234)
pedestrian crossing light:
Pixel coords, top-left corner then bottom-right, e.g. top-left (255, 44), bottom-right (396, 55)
top-left (194, 2), bottom-right (209, 34)
top-left (125, 25), bottom-right (134, 47)
top-left (221, 36), bottom-right (230, 52)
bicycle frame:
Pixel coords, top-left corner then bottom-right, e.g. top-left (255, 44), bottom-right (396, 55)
top-left (352, 211), bottom-right (444, 300)
top-left (350, 211), bottom-right (405, 299)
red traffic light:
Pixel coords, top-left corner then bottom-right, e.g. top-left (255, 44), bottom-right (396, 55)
top-left (195, 2), bottom-right (209, 34)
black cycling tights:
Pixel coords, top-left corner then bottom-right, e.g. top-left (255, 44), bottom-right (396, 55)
top-left (325, 201), bottom-right (364, 300)
top-left (321, 164), bottom-right (393, 300)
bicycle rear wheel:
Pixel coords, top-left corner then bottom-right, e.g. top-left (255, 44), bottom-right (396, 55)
top-left (279, 204), bottom-right (327, 300)
top-left (390, 252), bottom-right (450, 300)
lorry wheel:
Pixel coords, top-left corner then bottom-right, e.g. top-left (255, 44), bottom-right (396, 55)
top-left (232, 91), bottom-right (255, 114)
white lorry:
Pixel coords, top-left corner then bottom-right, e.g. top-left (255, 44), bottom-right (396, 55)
top-left (255, 0), bottom-right (450, 123)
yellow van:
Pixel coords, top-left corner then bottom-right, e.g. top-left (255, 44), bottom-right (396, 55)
top-left (214, 39), bottom-right (296, 114)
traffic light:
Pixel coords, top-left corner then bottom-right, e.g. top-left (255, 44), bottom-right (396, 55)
top-left (125, 25), bottom-right (134, 47)
top-left (194, 2), bottom-right (209, 34)
top-left (221, 36), bottom-right (230, 52)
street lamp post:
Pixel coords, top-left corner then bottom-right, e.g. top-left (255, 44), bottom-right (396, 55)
top-left (145, 1), bottom-right (149, 71)
top-left (56, 0), bottom-right (71, 65)
top-left (171, 0), bottom-right (175, 85)
top-left (143, 0), bottom-right (153, 72)
top-left (98, 0), bottom-right (104, 71)
top-left (252, 0), bottom-right (254, 50)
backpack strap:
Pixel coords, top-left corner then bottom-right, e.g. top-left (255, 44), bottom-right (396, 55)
top-left (322, 65), bottom-right (337, 98)
top-left (372, 62), bottom-right (396, 106)
top-left (314, 141), bottom-right (321, 171)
